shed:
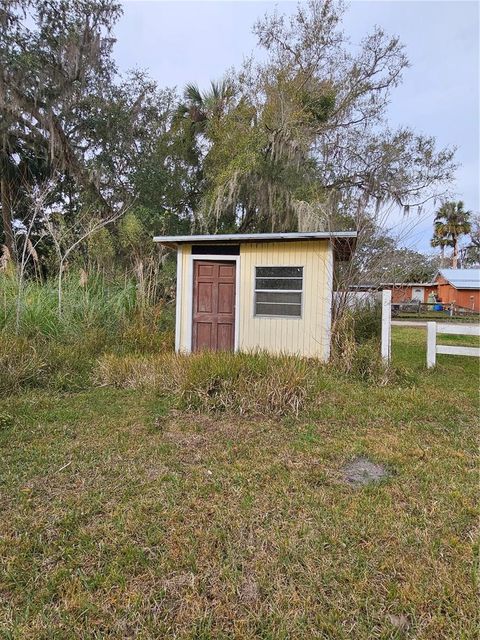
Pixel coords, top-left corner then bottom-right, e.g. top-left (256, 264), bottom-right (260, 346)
top-left (153, 231), bottom-right (357, 359)
top-left (436, 268), bottom-right (480, 310)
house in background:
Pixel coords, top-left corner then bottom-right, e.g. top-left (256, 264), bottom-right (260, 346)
top-left (349, 269), bottom-right (480, 312)
top-left (347, 282), bottom-right (436, 304)
top-left (379, 282), bottom-right (437, 304)
top-left (435, 268), bottom-right (480, 310)
top-left (153, 231), bottom-right (356, 359)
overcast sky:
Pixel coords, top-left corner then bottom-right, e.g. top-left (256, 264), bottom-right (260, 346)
top-left (113, 1), bottom-right (479, 253)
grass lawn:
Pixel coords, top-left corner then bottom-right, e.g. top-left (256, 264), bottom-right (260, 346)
top-left (1, 328), bottom-right (478, 639)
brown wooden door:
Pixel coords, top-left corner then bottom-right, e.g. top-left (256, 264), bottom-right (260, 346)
top-left (192, 260), bottom-right (236, 352)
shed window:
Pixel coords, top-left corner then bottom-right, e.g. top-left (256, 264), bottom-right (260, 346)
top-left (254, 266), bottom-right (303, 317)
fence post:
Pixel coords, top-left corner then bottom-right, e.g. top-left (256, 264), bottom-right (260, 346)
top-left (427, 322), bottom-right (437, 368)
top-left (381, 289), bottom-right (392, 362)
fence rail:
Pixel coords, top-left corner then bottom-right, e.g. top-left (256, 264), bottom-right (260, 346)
top-left (393, 301), bottom-right (479, 318)
top-left (426, 322), bottom-right (480, 368)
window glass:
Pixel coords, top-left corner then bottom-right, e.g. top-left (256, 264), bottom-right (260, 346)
top-left (255, 291), bottom-right (302, 304)
top-left (255, 278), bottom-right (302, 291)
top-left (254, 266), bottom-right (303, 317)
top-left (256, 266), bottom-right (302, 278)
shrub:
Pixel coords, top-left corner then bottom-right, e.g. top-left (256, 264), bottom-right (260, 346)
top-left (351, 303), bottom-right (382, 344)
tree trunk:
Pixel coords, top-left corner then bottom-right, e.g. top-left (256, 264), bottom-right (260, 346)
top-left (452, 234), bottom-right (458, 269)
top-left (0, 175), bottom-right (15, 260)
top-left (239, 205), bottom-right (256, 232)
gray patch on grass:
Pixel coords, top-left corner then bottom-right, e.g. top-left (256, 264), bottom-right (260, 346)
top-left (238, 575), bottom-right (260, 605)
top-left (342, 457), bottom-right (390, 486)
top-left (387, 613), bottom-right (410, 632)
top-left (162, 572), bottom-right (195, 592)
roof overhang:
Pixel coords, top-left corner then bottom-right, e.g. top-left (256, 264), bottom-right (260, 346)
top-left (153, 231), bottom-right (357, 260)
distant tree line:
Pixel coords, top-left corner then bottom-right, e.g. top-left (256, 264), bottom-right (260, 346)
top-left (0, 0), bottom-right (466, 294)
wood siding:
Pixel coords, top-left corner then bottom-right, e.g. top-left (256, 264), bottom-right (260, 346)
top-left (238, 240), bottom-right (332, 359)
top-left (176, 240), bottom-right (333, 359)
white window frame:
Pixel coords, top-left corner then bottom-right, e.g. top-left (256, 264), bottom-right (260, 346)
top-left (253, 265), bottom-right (304, 319)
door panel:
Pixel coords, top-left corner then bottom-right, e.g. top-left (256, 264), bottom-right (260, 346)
top-left (197, 282), bottom-right (213, 313)
top-left (196, 322), bottom-right (213, 350)
top-left (217, 323), bottom-right (233, 351)
top-left (219, 264), bottom-right (235, 278)
top-left (198, 263), bottom-right (215, 278)
top-left (192, 260), bottom-right (236, 352)
top-left (218, 282), bottom-right (235, 314)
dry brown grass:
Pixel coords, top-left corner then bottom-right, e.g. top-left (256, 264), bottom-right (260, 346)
top-left (0, 329), bottom-right (478, 638)
top-left (1, 395), bottom-right (477, 638)
top-left (96, 351), bottom-right (318, 417)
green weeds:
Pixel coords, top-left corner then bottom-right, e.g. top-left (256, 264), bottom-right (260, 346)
top-left (0, 272), bottom-right (174, 395)
top-left (0, 330), bottom-right (477, 638)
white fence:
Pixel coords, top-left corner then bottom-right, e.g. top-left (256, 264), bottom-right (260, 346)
top-left (426, 322), bottom-right (480, 368)
top-left (381, 289), bottom-right (391, 362)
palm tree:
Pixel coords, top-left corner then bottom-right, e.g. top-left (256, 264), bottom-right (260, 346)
top-left (172, 79), bottom-right (236, 165)
top-left (431, 201), bottom-right (472, 268)
top-left (430, 220), bottom-right (452, 266)
top-left (173, 79), bottom-right (235, 136)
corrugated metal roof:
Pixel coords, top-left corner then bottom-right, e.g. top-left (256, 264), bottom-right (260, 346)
top-left (438, 268), bottom-right (480, 290)
top-left (153, 231), bottom-right (356, 244)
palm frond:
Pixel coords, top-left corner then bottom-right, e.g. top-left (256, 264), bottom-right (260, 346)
top-left (183, 83), bottom-right (203, 106)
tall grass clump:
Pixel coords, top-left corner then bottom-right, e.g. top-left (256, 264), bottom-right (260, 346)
top-left (176, 351), bottom-right (316, 415)
top-left (0, 271), bottom-right (140, 338)
top-left (96, 351), bottom-right (321, 417)
top-left (0, 271), bottom-right (175, 395)
top-left (350, 302), bottom-right (382, 344)
top-left (0, 335), bottom-right (47, 395)
top-left (331, 305), bottom-right (416, 385)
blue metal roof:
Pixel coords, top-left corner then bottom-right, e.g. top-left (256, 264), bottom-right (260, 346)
top-left (439, 268), bottom-right (480, 290)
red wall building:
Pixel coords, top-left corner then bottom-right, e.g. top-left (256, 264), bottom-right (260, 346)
top-left (381, 283), bottom-right (437, 304)
top-left (436, 269), bottom-right (480, 311)
top-left (351, 269), bottom-right (479, 311)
